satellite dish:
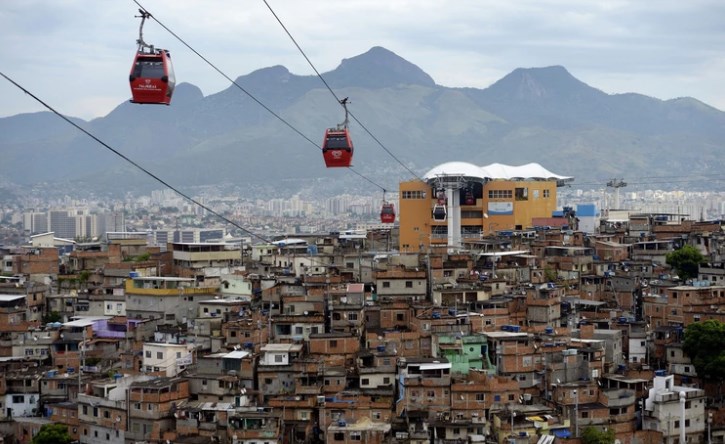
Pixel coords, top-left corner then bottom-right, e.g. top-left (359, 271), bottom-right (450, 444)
top-left (483, 213), bottom-right (489, 219)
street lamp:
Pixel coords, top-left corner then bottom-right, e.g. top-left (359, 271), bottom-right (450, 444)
top-left (708, 412), bottom-right (713, 444)
top-left (510, 410), bottom-right (516, 444)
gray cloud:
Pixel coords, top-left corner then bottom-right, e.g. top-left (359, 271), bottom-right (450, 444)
top-left (2, 0), bottom-right (724, 120)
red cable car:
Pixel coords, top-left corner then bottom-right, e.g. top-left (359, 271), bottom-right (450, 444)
top-left (322, 98), bottom-right (353, 168)
top-left (322, 128), bottom-right (354, 167)
top-left (464, 190), bottom-right (475, 205)
top-left (130, 49), bottom-right (175, 105)
top-left (380, 203), bottom-right (395, 224)
top-left (129, 10), bottom-right (175, 105)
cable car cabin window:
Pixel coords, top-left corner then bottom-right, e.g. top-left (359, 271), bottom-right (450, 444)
top-left (324, 134), bottom-right (351, 150)
top-left (133, 58), bottom-right (166, 79)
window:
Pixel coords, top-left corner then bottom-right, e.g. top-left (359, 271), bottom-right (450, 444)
top-left (330, 340), bottom-right (338, 348)
top-left (348, 313), bottom-right (358, 321)
top-left (361, 378), bottom-right (370, 385)
top-left (543, 189), bottom-right (550, 198)
top-left (12, 395), bottom-right (24, 403)
top-left (350, 432), bottom-right (361, 441)
top-left (333, 432), bottom-right (345, 441)
top-left (402, 190), bottom-right (426, 199)
top-left (176, 352), bottom-right (182, 358)
top-left (382, 282), bottom-right (390, 288)
top-left (145, 351), bottom-right (151, 358)
top-left (488, 190), bottom-right (513, 199)
top-left (157, 352), bottom-right (163, 359)
top-left (508, 394), bottom-right (514, 401)
top-left (383, 377), bottom-right (391, 384)
top-left (275, 355), bottom-right (284, 363)
top-left (476, 393), bottom-right (484, 401)
top-left (515, 187), bottom-right (528, 201)
top-left (405, 281), bottom-right (413, 288)
top-left (104, 411), bottom-right (110, 418)
top-left (396, 313), bottom-right (405, 321)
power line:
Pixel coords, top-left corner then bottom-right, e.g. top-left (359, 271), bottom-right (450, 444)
top-left (133, 1), bottom-right (393, 193)
top-left (260, 0), bottom-right (422, 182)
top-left (569, 175), bottom-right (725, 188)
top-left (0, 71), bottom-right (273, 245)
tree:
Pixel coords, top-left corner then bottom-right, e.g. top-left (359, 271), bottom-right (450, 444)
top-left (581, 426), bottom-right (615, 444)
top-left (42, 311), bottom-right (62, 324)
top-left (683, 319), bottom-right (725, 383)
top-left (32, 424), bottom-right (72, 444)
top-left (665, 244), bottom-right (704, 281)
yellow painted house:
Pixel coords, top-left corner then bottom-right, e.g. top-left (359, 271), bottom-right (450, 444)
top-left (398, 162), bottom-right (572, 251)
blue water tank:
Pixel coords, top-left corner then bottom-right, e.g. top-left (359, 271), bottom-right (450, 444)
top-left (376, 345), bottom-right (386, 352)
top-left (545, 326), bottom-right (554, 334)
top-left (129, 271), bottom-right (139, 278)
top-left (654, 369), bottom-right (666, 377)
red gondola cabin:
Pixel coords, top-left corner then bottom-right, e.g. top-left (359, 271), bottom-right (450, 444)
top-left (380, 203), bottom-right (395, 223)
top-left (129, 49), bottom-right (175, 105)
top-left (322, 128), bottom-right (354, 168)
top-left (464, 190), bottom-right (475, 205)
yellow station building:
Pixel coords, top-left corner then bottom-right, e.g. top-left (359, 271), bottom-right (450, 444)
top-left (398, 162), bottom-right (572, 251)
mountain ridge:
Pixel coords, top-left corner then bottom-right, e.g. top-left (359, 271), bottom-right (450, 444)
top-left (1, 46), bottom-right (723, 196)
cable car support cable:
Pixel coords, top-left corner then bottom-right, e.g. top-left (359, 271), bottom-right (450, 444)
top-left (132, 1), bottom-right (390, 192)
top-left (260, 0), bottom-right (422, 182)
top-left (0, 71), bottom-right (274, 245)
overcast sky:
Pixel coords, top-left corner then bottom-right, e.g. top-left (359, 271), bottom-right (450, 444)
top-left (2, 0), bottom-right (724, 120)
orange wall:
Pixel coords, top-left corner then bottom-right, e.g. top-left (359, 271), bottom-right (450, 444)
top-left (399, 179), bottom-right (559, 251)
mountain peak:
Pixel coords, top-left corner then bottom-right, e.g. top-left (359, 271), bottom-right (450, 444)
top-left (485, 65), bottom-right (602, 101)
top-left (327, 46), bottom-right (435, 89)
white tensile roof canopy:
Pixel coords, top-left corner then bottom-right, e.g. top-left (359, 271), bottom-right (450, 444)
top-left (422, 161), bottom-right (572, 182)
